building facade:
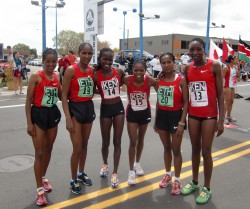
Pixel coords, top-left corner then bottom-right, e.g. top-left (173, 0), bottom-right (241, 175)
top-left (121, 33), bottom-right (249, 59)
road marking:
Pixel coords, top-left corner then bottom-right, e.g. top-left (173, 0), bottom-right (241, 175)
top-left (84, 148), bottom-right (250, 209)
top-left (44, 141), bottom-right (250, 209)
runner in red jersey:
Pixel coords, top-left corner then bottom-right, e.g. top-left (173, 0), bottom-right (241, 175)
top-left (25, 48), bottom-right (61, 206)
top-left (122, 60), bottom-right (157, 185)
top-left (154, 53), bottom-right (188, 195)
top-left (180, 38), bottom-right (224, 204)
top-left (62, 43), bottom-right (95, 195)
top-left (94, 48), bottom-right (125, 188)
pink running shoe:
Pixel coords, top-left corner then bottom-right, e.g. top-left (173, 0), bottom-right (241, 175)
top-left (42, 178), bottom-right (52, 192)
top-left (159, 175), bottom-right (172, 188)
top-left (36, 189), bottom-right (47, 206)
top-left (171, 181), bottom-right (182, 195)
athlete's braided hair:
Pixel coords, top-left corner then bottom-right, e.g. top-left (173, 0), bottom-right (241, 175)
top-left (42, 48), bottom-right (57, 61)
top-left (78, 42), bottom-right (93, 54)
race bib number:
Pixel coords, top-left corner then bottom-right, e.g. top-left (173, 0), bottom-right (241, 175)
top-left (101, 78), bottom-right (119, 99)
top-left (189, 81), bottom-right (208, 106)
top-left (41, 87), bottom-right (59, 107)
top-left (157, 86), bottom-right (174, 107)
top-left (77, 77), bottom-right (93, 97)
top-left (130, 92), bottom-right (148, 111)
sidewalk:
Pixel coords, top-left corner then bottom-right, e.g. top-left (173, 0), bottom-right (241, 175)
top-left (0, 86), bottom-right (27, 97)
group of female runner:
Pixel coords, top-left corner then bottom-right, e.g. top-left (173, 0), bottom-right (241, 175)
top-left (25, 37), bottom-right (224, 206)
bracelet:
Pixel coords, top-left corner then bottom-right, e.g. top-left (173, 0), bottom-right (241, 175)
top-left (178, 121), bottom-right (185, 126)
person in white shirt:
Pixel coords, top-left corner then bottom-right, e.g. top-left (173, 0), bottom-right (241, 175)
top-left (149, 54), bottom-right (162, 78)
top-left (180, 51), bottom-right (190, 65)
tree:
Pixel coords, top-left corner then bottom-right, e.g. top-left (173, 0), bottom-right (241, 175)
top-left (52, 30), bottom-right (84, 55)
top-left (97, 40), bottom-right (111, 51)
top-left (13, 43), bottom-right (30, 51)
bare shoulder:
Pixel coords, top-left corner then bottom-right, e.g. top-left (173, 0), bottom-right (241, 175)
top-left (211, 60), bottom-right (222, 73)
top-left (116, 68), bottom-right (125, 77)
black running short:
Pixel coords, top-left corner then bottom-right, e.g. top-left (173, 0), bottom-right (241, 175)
top-left (126, 105), bottom-right (151, 125)
top-left (156, 108), bottom-right (186, 133)
top-left (100, 100), bottom-right (124, 118)
top-left (31, 105), bottom-right (61, 130)
top-left (69, 100), bottom-right (96, 123)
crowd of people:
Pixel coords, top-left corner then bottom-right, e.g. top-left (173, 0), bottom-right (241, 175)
top-left (23, 37), bottom-right (250, 206)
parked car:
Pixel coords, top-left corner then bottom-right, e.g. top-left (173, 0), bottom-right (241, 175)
top-left (28, 58), bottom-right (42, 66)
top-left (114, 49), bottom-right (154, 64)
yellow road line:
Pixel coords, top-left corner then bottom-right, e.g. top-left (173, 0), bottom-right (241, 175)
top-left (84, 148), bottom-right (250, 209)
top-left (45, 141), bottom-right (250, 209)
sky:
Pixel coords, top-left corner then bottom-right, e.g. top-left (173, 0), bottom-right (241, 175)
top-left (1, 0), bottom-right (249, 53)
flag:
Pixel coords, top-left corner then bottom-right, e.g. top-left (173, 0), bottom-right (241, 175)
top-left (227, 44), bottom-right (234, 55)
top-left (222, 38), bottom-right (229, 62)
top-left (209, 39), bottom-right (222, 61)
top-left (238, 37), bottom-right (250, 63)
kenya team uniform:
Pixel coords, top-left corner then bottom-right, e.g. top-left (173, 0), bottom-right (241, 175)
top-left (96, 68), bottom-right (124, 118)
top-left (31, 70), bottom-right (61, 130)
top-left (68, 64), bottom-right (95, 123)
top-left (187, 59), bottom-right (217, 120)
top-left (156, 74), bottom-right (184, 133)
top-left (126, 75), bottom-right (151, 125)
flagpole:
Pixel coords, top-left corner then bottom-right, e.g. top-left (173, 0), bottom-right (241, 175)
top-left (205, 0), bottom-right (211, 55)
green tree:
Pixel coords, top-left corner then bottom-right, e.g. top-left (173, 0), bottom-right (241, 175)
top-left (13, 43), bottom-right (30, 51)
top-left (97, 40), bottom-right (111, 51)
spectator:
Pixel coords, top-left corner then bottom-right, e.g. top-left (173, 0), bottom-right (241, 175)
top-left (66, 50), bottom-right (77, 65)
top-left (149, 54), bottom-right (162, 78)
top-left (119, 52), bottom-right (127, 71)
top-left (58, 54), bottom-right (71, 85)
top-left (126, 53), bottom-right (134, 75)
top-left (12, 51), bottom-right (25, 95)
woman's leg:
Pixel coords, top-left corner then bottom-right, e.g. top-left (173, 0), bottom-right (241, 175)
top-left (158, 130), bottom-right (172, 172)
top-left (171, 132), bottom-right (183, 178)
top-left (224, 88), bottom-right (232, 118)
top-left (127, 122), bottom-right (139, 170)
top-left (188, 118), bottom-right (202, 182)
top-left (70, 117), bottom-right (83, 179)
top-left (201, 119), bottom-right (217, 188)
top-left (112, 114), bottom-right (124, 174)
top-left (78, 123), bottom-right (93, 172)
top-left (32, 124), bottom-right (47, 188)
top-left (135, 124), bottom-right (148, 163)
top-left (100, 117), bottom-right (112, 165)
top-left (41, 126), bottom-right (58, 177)
top-left (227, 88), bottom-right (235, 118)
top-left (19, 76), bottom-right (23, 94)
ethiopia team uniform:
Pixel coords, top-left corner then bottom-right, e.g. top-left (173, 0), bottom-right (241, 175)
top-left (68, 64), bottom-right (96, 123)
top-left (96, 68), bottom-right (124, 118)
top-left (187, 59), bottom-right (218, 118)
top-left (156, 74), bottom-right (184, 133)
top-left (31, 70), bottom-right (61, 130)
top-left (126, 75), bottom-right (151, 125)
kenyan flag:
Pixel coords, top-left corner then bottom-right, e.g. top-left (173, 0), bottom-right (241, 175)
top-left (238, 37), bottom-right (250, 63)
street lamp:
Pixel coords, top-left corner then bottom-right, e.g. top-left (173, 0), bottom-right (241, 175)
top-left (31, 0), bottom-right (65, 54)
top-left (113, 7), bottom-right (137, 50)
top-left (139, 0), bottom-right (160, 58)
top-left (211, 22), bottom-right (225, 28)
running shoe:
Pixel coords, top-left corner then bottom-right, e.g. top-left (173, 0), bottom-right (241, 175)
top-left (100, 164), bottom-right (108, 177)
top-left (36, 189), bottom-right (47, 206)
top-left (127, 171), bottom-right (136, 185)
top-left (159, 175), bottom-right (172, 188)
top-left (42, 178), bottom-right (52, 192)
top-left (70, 179), bottom-right (81, 195)
top-left (77, 172), bottom-right (92, 186)
top-left (134, 163), bottom-right (144, 176)
top-left (227, 117), bottom-right (237, 123)
top-left (196, 187), bottom-right (212, 204)
top-left (180, 181), bottom-right (199, 196)
top-left (171, 181), bottom-right (182, 195)
top-left (111, 173), bottom-right (119, 188)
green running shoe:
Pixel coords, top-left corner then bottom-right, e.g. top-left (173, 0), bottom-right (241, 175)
top-left (180, 181), bottom-right (199, 196)
top-left (196, 187), bottom-right (212, 204)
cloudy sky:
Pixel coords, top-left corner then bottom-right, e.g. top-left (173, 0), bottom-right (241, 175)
top-left (1, 0), bottom-right (249, 53)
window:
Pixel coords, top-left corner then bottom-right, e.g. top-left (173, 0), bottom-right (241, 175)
top-left (147, 41), bottom-right (152, 46)
top-left (181, 40), bottom-right (189, 49)
top-left (161, 40), bottom-right (168, 45)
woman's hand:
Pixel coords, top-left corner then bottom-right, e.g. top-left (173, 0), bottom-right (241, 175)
top-left (66, 117), bottom-right (74, 133)
top-left (27, 123), bottom-right (36, 136)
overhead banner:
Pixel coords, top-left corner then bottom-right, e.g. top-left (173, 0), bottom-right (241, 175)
top-left (84, 0), bottom-right (98, 41)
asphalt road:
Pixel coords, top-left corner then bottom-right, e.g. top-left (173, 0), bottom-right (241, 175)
top-left (0, 74), bottom-right (250, 209)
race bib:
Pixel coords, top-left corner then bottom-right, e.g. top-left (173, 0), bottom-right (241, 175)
top-left (41, 87), bottom-right (59, 107)
top-left (189, 81), bottom-right (208, 107)
top-left (157, 86), bottom-right (174, 107)
top-left (77, 77), bottom-right (93, 97)
top-left (101, 78), bottom-right (119, 99)
top-left (130, 92), bottom-right (148, 111)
